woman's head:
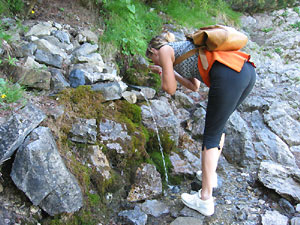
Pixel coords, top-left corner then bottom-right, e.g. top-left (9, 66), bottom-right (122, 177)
top-left (146, 32), bottom-right (175, 60)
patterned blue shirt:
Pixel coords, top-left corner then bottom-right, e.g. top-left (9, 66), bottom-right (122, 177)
top-left (168, 41), bottom-right (203, 82)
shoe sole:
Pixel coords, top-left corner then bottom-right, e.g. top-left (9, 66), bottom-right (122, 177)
top-left (181, 198), bottom-right (214, 216)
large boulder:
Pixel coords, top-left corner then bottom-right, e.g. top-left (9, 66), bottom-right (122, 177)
top-left (10, 127), bottom-right (83, 216)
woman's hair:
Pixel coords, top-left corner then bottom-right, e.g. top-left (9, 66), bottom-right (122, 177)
top-left (146, 32), bottom-right (175, 58)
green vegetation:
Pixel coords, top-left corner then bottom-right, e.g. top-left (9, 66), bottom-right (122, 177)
top-left (101, 0), bottom-right (240, 58)
top-left (0, 0), bottom-right (23, 16)
top-left (101, 0), bottom-right (162, 56)
top-left (262, 27), bottom-right (273, 33)
top-left (290, 21), bottom-right (300, 31)
top-left (275, 48), bottom-right (282, 54)
top-left (154, 0), bottom-right (241, 28)
top-left (0, 78), bottom-right (25, 108)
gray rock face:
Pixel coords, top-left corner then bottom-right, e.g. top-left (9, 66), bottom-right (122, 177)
top-left (35, 49), bottom-right (63, 69)
top-left (140, 200), bottom-right (169, 217)
top-left (69, 118), bottom-right (97, 144)
top-left (141, 99), bottom-right (180, 145)
top-left (118, 206), bottom-right (147, 225)
top-left (91, 81), bottom-right (128, 101)
top-left (261, 210), bottom-right (288, 225)
top-left (127, 164), bottom-right (162, 202)
top-left (258, 161), bottom-right (300, 202)
top-left (0, 104), bottom-right (46, 165)
top-left (10, 126), bottom-right (83, 216)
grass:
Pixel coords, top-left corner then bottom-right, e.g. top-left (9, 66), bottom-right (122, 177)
top-left (101, 0), bottom-right (241, 58)
top-left (0, 0), bottom-right (23, 16)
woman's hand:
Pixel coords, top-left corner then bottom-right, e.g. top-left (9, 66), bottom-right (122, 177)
top-left (149, 65), bottom-right (162, 76)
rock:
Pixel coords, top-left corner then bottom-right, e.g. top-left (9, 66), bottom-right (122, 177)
top-left (141, 99), bottom-right (180, 145)
top-left (34, 49), bottom-right (63, 69)
top-left (122, 91), bottom-right (137, 104)
top-left (33, 38), bottom-right (67, 59)
top-left (174, 91), bottom-right (194, 109)
top-left (170, 152), bottom-right (194, 175)
top-left (25, 22), bottom-right (56, 37)
top-left (118, 206), bottom-right (147, 225)
top-left (79, 29), bottom-right (99, 43)
top-left (170, 217), bottom-right (203, 225)
top-left (69, 69), bottom-right (85, 88)
top-left (261, 210), bottom-right (288, 225)
top-left (10, 127), bottom-right (83, 216)
top-left (48, 68), bottom-right (70, 93)
top-left (69, 118), bottom-right (97, 144)
top-left (140, 199), bottom-right (169, 217)
top-left (91, 81), bottom-right (128, 101)
top-left (51, 30), bottom-right (71, 44)
top-left (127, 163), bottom-right (162, 202)
top-left (291, 217), bottom-right (300, 225)
top-left (72, 43), bottom-right (98, 57)
top-left (0, 104), bottom-right (46, 165)
top-left (258, 161), bottom-right (300, 202)
top-left (99, 119), bottom-right (131, 154)
top-left (279, 198), bottom-right (295, 214)
top-left (8, 64), bottom-right (51, 90)
top-left (264, 102), bottom-right (300, 146)
top-left (89, 145), bottom-right (111, 180)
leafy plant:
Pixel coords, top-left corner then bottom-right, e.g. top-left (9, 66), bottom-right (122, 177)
top-left (274, 48), bottom-right (282, 54)
top-left (0, 0), bottom-right (23, 15)
top-left (293, 7), bottom-right (300, 16)
top-left (290, 21), bottom-right (300, 31)
top-left (153, 0), bottom-right (241, 28)
top-left (101, 0), bottom-right (162, 56)
top-left (0, 78), bottom-right (25, 107)
top-left (262, 27), bottom-right (273, 33)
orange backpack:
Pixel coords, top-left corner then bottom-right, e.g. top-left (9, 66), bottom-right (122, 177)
top-left (174, 25), bottom-right (248, 67)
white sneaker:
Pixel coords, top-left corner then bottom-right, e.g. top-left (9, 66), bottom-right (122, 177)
top-left (196, 171), bottom-right (218, 188)
top-left (181, 190), bottom-right (214, 216)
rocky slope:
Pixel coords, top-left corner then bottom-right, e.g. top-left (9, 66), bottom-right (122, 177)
top-left (0, 4), bottom-right (300, 225)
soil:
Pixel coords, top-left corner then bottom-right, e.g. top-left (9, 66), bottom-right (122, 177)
top-left (29, 0), bottom-right (103, 29)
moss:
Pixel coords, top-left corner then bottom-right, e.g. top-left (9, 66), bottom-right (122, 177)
top-left (87, 193), bottom-right (101, 207)
top-left (118, 101), bottom-right (142, 124)
top-left (147, 129), bottom-right (175, 155)
top-left (57, 86), bottom-right (104, 120)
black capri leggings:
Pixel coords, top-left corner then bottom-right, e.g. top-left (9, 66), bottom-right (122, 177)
top-left (203, 61), bottom-right (256, 150)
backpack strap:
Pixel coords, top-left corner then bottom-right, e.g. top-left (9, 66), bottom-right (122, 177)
top-left (173, 46), bottom-right (209, 70)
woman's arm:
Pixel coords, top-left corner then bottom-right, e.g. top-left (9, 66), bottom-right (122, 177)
top-left (158, 46), bottom-right (177, 95)
top-left (174, 71), bottom-right (200, 92)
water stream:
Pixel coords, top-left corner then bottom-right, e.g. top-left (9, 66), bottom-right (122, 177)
top-left (140, 91), bottom-right (169, 184)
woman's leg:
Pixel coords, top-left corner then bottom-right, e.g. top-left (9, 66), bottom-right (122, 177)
top-left (201, 133), bottom-right (225, 200)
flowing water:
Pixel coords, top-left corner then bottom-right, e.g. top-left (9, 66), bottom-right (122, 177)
top-left (140, 91), bottom-right (169, 184)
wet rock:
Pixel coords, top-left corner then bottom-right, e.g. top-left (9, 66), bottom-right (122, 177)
top-left (140, 199), bottom-right (169, 217)
top-left (122, 91), bottom-right (137, 104)
top-left (127, 164), bottom-right (162, 202)
top-left (11, 126), bottom-right (83, 216)
top-left (0, 104), bottom-right (46, 165)
top-left (118, 205), bottom-right (147, 225)
top-left (261, 210), bottom-right (288, 225)
top-left (69, 118), bottom-right (97, 144)
top-left (141, 99), bottom-right (180, 145)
